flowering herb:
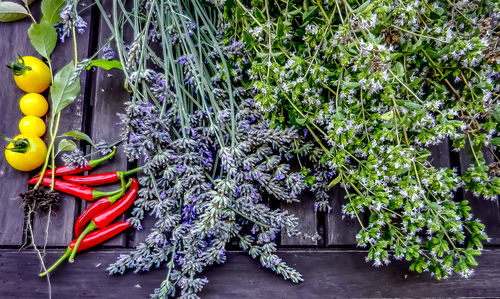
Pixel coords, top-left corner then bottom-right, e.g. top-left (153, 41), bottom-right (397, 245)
top-left (224, 0), bottom-right (499, 279)
top-left (94, 0), bottom-right (316, 297)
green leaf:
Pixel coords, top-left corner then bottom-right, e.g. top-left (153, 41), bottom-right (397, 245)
top-left (41, 0), bottom-right (65, 24)
top-left (0, 2), bottom-right (29, 22)
top-left (302, 6), bottom-right (318, 23)
top-left (393, 62), bottom-right (404, 77)
top-left (342, 81), bottom-right (359, 89)
top-left (381, 110), bottom-right (394, 121)
top-left (295, 117), bottom-right (308, 125)
top-left (57, 139), bottom-right (77, 154)
top-left (50, 62), bottom-right (81, 114)
top-left (403, 101), bottom-right (423, 110)
top-left (276, 18), bottom-right (284, 39)
top-left (327, 174), bottom-right (342, 189)
top-left (62, 130), bottom-right (95, 147)
top-left (490, 137), bottom-right (500, 146)
top-left (254, 8), bottom-right (265, 23)
top-left (353, 0), bottom-right (371, 13)
top-left (28, 21), bottom-right (57, 58)
top-left (493, 105), bottom-right (500, 121)
top-left (86, 59), bottom-right (123, 70)
top-left (428, 202), bottom-right (440, 210)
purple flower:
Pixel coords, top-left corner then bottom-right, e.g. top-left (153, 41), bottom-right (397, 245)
top-left (274, 173), bottom-right (286, 181)
top-left (75, 17), bottom-right (87, 34)
top-left (102, 46), bottom-right (115, 60)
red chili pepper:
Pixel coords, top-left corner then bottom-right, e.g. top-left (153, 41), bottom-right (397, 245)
top-left (35, 147), bottom-right (117, 178)
top-left (62, 167), bottom-right (141, 186)
top-left (39, 222), bottom-right (131, 277)
top-left (27, 177), bottom-right (123, 201)
top-left (74, 180), bottom-right (133, 237)
top-left (68, 179), bottom-right (138, 262)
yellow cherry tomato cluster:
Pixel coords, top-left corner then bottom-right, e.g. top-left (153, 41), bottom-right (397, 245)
top-left (4, 56), bottom-right (51, 171)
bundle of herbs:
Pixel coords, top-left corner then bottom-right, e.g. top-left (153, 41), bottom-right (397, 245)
top-left (93, 0), bottom-right (316, 297)
top-left (223, 0), bottom-right (499, 280)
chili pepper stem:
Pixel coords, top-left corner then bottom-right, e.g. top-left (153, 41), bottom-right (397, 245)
top-left (93, 187), bottom-right (125, 199)
top-left (121, 167), bottom-right (142, 177)
top-left (68, 222), bottom-right (97, 263)
top-left (39, 247), bottom-right (72, 277)
top-left (88, 146), bottom-right (117, 167)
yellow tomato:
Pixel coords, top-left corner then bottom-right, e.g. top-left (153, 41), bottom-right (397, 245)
top-left (4, 134), bottom-right (47, 171)
top-left (19, 116), bottom-right (46, 137)
top-left (19, 93), bottom-right (49, 117)
top-left (9, 56), bottom-right (51, 93)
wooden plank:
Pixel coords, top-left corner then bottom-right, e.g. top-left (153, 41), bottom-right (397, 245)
top-left (0, 16), bottom-right (34, 245)
top-left (281, 192), bottom-right (318, 246)
top-left (459, 141), bottom-right (500, 244)
top-left (326, 186), bottom-right (360, 245)
top-left (1, 248), bottom-right (500, 298)
top-left (32, 1), bottom-right (93, 246)
top-left (85, 11), bottom-right (129, 247)
top-left (428, 139), bottom-right (451, 168)
top-left (128, 161), bottom-right (155, 247)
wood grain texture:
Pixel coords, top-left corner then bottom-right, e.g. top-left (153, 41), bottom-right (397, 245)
top-left (0, 2), bottom-right (45, 246)
top-left (281, 192), bottom-right (318, 246)
top-left (427, 139), bottom-right (451, 168)
top-left (85, 9), bottom-right (130, 247)
top-left (326, 186), bottom-right (360, 246)
top-left (32, 0), bottom-right (93, 246)
top-left (1, 248), bottom-right (499, 298)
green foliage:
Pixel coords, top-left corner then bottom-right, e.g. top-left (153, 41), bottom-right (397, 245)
top-left (0, 2), bottom-right (29, 22)
top-left (62, 130), bottom-right (95, 147)
top-left (56, 139), bottom-right (77, 155)
top-left (85, 59), bottom-right (123, 70)
top-left (28, 21), bottom-right (57, 59)
top-left (41, 0), bottom-right (65, 24)
top-left (50, 62), bottom-right (81, 114)
top-left (225, 0), bottom-right (499, 279)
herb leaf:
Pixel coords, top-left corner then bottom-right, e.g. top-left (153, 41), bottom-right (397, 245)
top-left (28, 21), bottom-right (58, 59)
top-left (57, 139), bottom-right (77, 155)
top-left (50, 62), bottom-right (81, 115)
top-left (41, 0), bottom-right (65, 24)
top-left (0, 2), bottom-right (29, 22)
top-left (85, 59), bottom-right (123, 70)
top-left (63, 130), bottom-right (95, 147)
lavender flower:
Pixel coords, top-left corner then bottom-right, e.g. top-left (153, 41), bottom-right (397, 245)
top-left (62, 149), bottom-right (89, 169)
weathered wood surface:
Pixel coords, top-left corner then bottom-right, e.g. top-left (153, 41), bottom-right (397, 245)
top-left (1, 249), bottom-right (500, 298)
top-left (85, 1), bottom-right (130, 247)
top-left (32, 0), bottom-right (94, 247)
top-left (0, 8), bottom-right (33, 246)
top-left (1, 2), bottom-right (500, 298)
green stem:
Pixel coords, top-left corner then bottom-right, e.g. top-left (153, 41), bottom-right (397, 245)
top-left (88, 146), bottom-right (117, 167)
top-left (120, 167), bottom-right (142, 177)
top-left (93, 186), bottom-right (125, 199)
top-left (68, 222), bottom-right (97, 263)
top-left (39, 247), bottom-right (72, 277)
top-left (35, 112), bottom-right (60, 189)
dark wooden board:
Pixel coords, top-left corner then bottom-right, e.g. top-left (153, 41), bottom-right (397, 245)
top-left (32, 0), bottom-right (94, 246)
top-left (85, 9), bottom-right (130, 247)
top-left (326, 186), bottom-right (360, 246)
top-left (281, 192), bottom-right (318, 246)
top-left (0, 16), bottom-right (36, 246)
top-left (1, 248), bottom-right (500, 298)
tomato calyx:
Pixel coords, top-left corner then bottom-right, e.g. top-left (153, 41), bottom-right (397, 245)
top-left (6, 55), bottom-right (32, 76)
top-left (0, 134), bottom-right (29, 153)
